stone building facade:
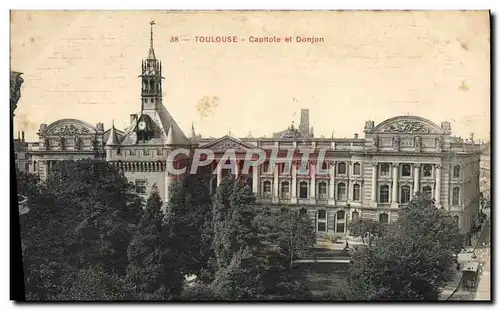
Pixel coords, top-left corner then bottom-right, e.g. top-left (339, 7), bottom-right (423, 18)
top-left (24, 23), bottom-right (482, 236)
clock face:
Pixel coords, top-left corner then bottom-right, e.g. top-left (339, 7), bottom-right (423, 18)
top-left (138, 121), bottom-right (147, 131)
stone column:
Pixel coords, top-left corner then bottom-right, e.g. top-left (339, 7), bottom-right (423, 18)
top-left (371, 162), bottom-right (377, 205)
top-left (328, 161), bottom-right (336, 205)
top-left (435, 164), bottom-right (442, 206)
top-left (216, 162), bottom-right (222, 186)
top-left (391, 163), bottom-right (399, 207)
top-left (273, 164), bottom-right (279, 203)
top-left (252, 166), bottom-right (259, 194)
top-left (310, 162), bottom-right (316, 203)
top-left (291, 162), bottom-right (297, 203)
top-left (414, 164), bottom-right (420, 194)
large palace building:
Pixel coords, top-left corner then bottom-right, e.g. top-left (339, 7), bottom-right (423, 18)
top-left (22, 24), bottom-right (482, 236)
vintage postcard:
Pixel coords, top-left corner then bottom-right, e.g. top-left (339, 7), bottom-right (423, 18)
top-left (11, 10), bottom-right (491, 301)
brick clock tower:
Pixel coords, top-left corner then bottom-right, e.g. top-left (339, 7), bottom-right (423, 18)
top-left (105, 21), bottom-right (191, 209)
top-left (140, 21), bottom-right (163, 112)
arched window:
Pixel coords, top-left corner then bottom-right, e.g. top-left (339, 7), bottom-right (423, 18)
top-left (401, 164), bottom-right (412, 177)
top-left (353, 162), bottom-right (361, 175)
top-left (379, 185), bottom-right (390, 203)
top-left (299, 181), bottom-right (308, 199)
top-left (352, 211), bottom-right (360, 222)
top-left (338, 162), bottom-right (347, 175)
top-left (318, 182), bottom-right (327, 199)
top-left (380, 163), bottom-right (390, 176)
top-left (423, 186), bottom-right (432, 199)
top-left (318, 209), bottom-right (326, 220)
top-left (379, 213), bottom-right (389, 223)
top-left (263, 181), bottom-right (272, 198)
top-left (353, 184), bottom-right (361, 201)
top-left (281, 181), bottom-right (290, 199)
top-left (453, 165), bottom-right (460, 178)
top-left (423, 164), bottom-right (432, 177)
top-left (452, 187), bottom-right (460, 205)
top-left (401, 185), bottom-right (411, 203)
top-left (337, 183), bottom-right (347, 201)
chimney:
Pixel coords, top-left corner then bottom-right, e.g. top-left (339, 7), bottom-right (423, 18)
top-left (299, 109), bottom-right (310, 137)
top-left (22, 131), bottom-right (25, 142)
top-left (354, 133), bottom-right (359, 139)
top-left (130, 114), bottom-right (137, 124)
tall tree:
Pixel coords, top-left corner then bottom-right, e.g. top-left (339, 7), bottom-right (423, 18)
top-left (212, 176), bottom-right (257, 270)
top-left (347, 218), bottom-right (389, 247)
top-left (20, 159), bottom-right (142, 300)
top-left (126, 187), bottom-right (184, 300)
top-left (346, 195), bottom-right (463, 300)
top-left (165, 174), bottom-right (214, 281)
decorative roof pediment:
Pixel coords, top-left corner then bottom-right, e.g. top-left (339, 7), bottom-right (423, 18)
top-left (373, 116), bottom-right (444, 134)
top-left (201, 135), bottom-right (256, 152)
top-left (41, 119), bottom-right (97, 136)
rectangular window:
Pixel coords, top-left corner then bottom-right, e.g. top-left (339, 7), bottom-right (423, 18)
top-left (144, 149), bottom-right (149, 155)
top-left (135, 180), bottom-right (147, 194)
top-left (157, 148), bottom-right (163, 155)
top-left (401, 186), bottom-right (411, 203)
top-left (130, 149), bottom-right (136, 155)
top-left (423, 164), bottom-right (432, 177)
top-left (299, 182), bottom-right (308, 199)
top-left (318, 222), bottom-right (327, 232)
top-left (380, 163), bottom-right (390, 176)
top-left (401, 164), bottom-right (412, 177)
top-left (116, 148), bottom-right (122, 155)
top-left (338, 162), bottom-right (347, 175)
top-left (336, 223), bottom-right (345, 233)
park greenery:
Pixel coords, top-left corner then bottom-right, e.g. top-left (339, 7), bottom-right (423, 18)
top-left (17, 160), bottom-right (464, 300)
top-left (18, 160), bottom-right (314, 300)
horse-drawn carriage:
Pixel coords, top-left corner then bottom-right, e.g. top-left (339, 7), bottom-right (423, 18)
top-left (461, 261), bottom-right (479, 290)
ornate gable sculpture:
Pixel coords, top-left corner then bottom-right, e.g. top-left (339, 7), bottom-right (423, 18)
top-left (382, 120), bottom-right (431, 133)
top-left (372, 116), bottom-right (444, 135)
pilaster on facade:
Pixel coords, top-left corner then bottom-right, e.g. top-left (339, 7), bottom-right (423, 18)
top-left (413, 163), bottom-right (420, 194)
top-left (390, 163), bottom-right (399, 209)
top-left (272, 164), bottom-right (279, 203)
top-left (435, 164), bottom-right (442, 207)
top-left (370, 161), bottom-right (377, 207)
top-left (309, 162), bottom-right (317, 204)
top-left (290, 162), bottom-right (298, 203)
top-left (328, 161), bottom-right (336, 205)
top-left (252, 167), bottom-right (259, 194)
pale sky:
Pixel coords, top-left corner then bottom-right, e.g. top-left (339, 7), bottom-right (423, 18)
top-left (11, 10), bottom-right (490, 142)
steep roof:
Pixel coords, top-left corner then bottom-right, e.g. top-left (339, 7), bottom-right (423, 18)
top-left (119, 104), bottom-right (190, 146)
top-left (105, 124), bottom-right (120, 146)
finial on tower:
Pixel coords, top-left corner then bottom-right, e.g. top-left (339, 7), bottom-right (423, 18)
top-left (148, 20), bottom-right (156, 60)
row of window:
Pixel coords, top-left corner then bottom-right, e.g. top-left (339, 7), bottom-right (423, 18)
top-left (377, 184), bottom-right (461, 205)
top-left (262, 161), bottom-right (361, 175)
top-left (315, 210), bottom-right (389, 233)
top-left (378, 163), bottom-right (462, 178)
top-left (261, 162), bottom-right (462, 179)
top-left (116, 148), bottom-right (163, 156)
top-left (262, 180), bottom-right (362, 201)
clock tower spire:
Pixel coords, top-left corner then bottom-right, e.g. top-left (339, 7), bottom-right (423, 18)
top-left (140, 20), bottom-right (162, 111)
